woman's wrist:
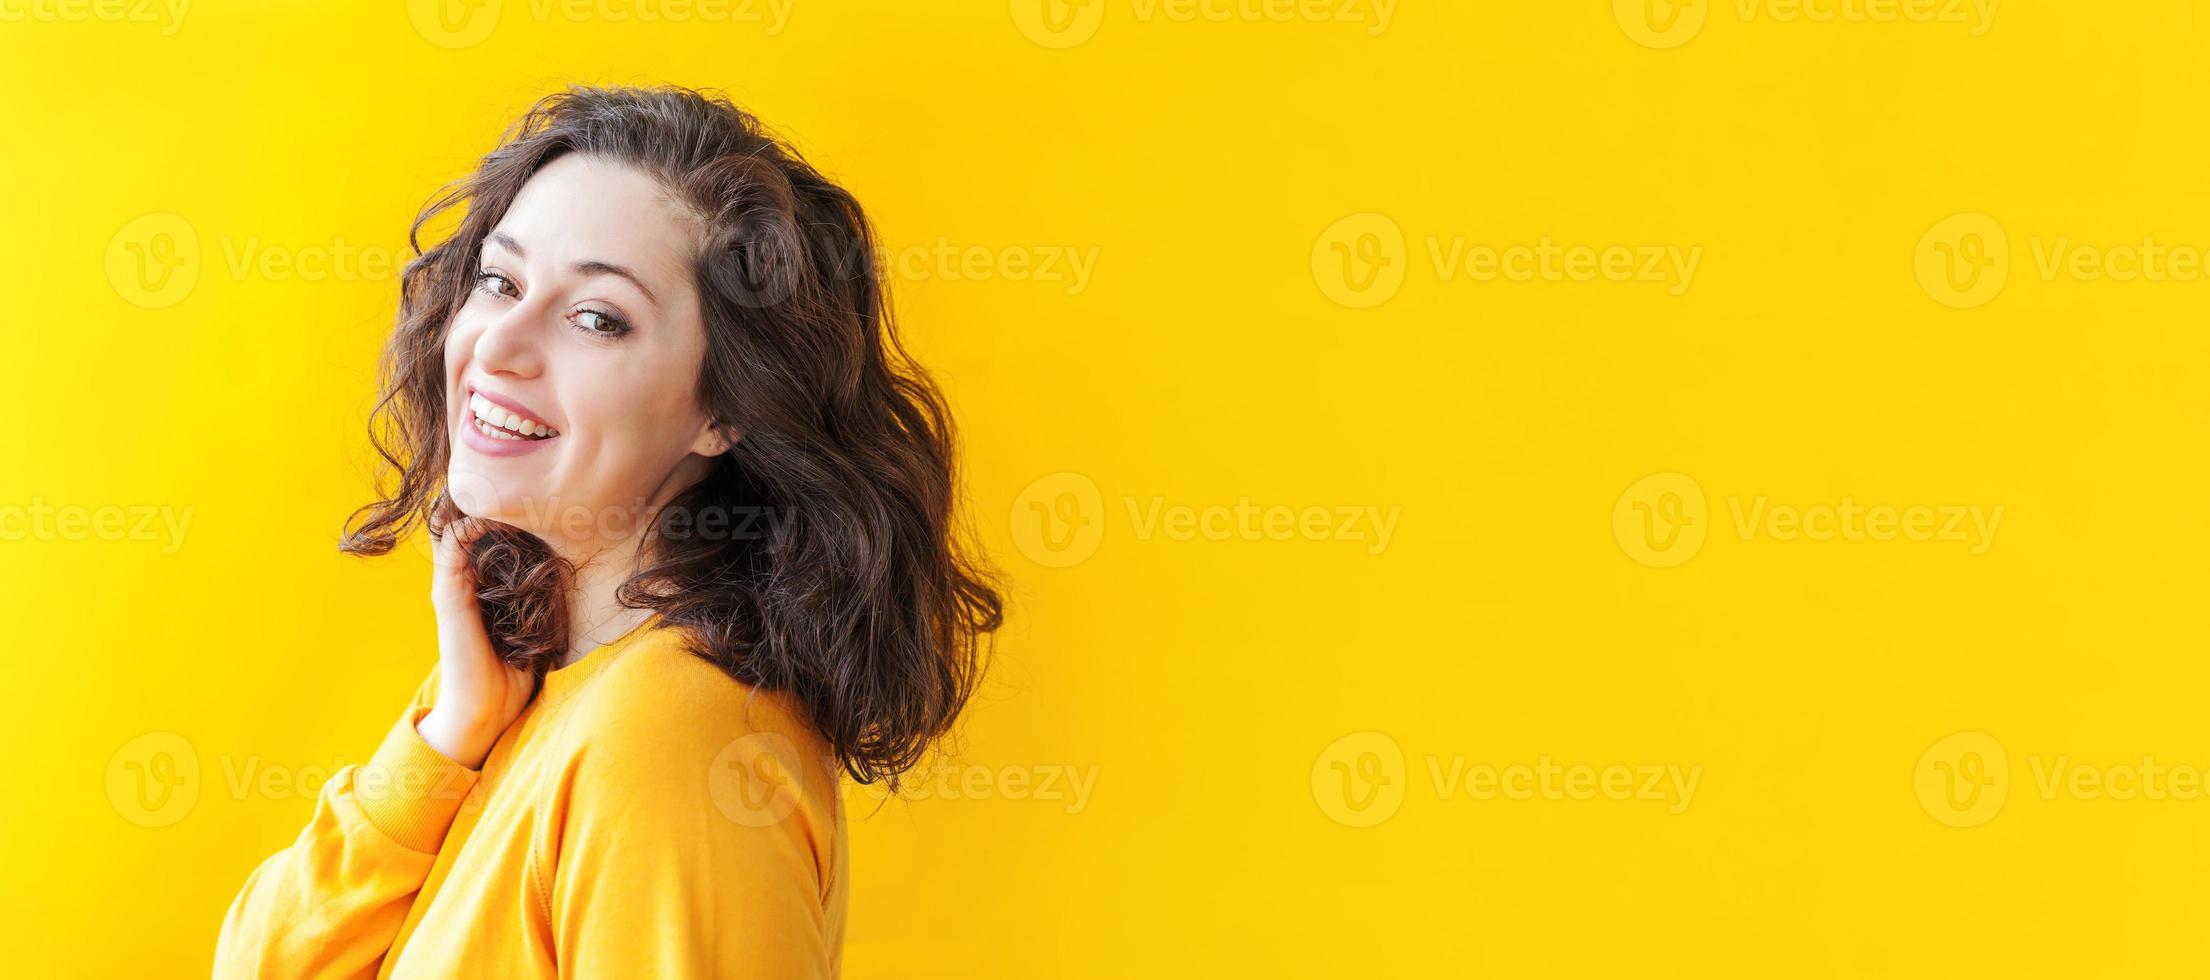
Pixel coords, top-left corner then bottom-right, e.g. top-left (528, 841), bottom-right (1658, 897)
top-left (416, 705), bottom-right (499, 770)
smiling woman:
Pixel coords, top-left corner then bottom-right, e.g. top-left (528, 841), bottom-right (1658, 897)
top-left (210, 85), bottom-right (1002, 978)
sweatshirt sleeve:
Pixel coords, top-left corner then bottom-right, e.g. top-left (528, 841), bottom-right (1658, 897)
top-left (213, 665), bottom-right (482, 980)
top-left (542, 669), bottom-right (841, 979)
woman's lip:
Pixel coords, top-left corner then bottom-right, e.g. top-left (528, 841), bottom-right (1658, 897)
top-left (458, 409), bottom-right (558, 457)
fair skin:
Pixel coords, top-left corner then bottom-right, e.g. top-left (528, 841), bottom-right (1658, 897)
top-left (416, 153), bottom-right (736, 768)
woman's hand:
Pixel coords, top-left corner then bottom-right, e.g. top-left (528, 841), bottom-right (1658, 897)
top-left (416, 518), bottom-right (535, 770)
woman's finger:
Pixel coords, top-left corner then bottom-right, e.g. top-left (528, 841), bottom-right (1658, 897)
top-left (430, 515), bottom-right (484, 607)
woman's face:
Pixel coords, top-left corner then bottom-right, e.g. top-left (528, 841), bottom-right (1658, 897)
top-left (443, 153), bottom-right (728, 544)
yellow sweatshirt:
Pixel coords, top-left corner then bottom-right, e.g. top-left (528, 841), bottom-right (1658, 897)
top-left (214, 615), bottom-right (848, 978)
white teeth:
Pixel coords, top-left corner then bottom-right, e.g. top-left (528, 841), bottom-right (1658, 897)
top-left (468, 392), bottom-right (558, 439)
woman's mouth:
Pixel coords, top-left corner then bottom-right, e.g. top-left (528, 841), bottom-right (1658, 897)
top-left (460, 386), bottom-right (561, 455)
top-left (468, 392), bottom-right (559, 440)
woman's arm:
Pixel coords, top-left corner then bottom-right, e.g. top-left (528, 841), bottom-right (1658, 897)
top-left (211, 667), bottom-right (480, 979)
top-left (214, 522), bottom-right (534, 978)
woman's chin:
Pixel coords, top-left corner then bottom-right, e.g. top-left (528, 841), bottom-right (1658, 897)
top-left (443, 466), bottom-right (530, 520)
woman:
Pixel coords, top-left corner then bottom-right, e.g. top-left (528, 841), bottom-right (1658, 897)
top-left (214, 85), bottom-right (1001, 978)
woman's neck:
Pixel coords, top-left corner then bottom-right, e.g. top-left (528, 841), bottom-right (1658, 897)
top-left (551, 534), bottom-right (654, 668)
top-left (537, 463), bottom-right (711, 668)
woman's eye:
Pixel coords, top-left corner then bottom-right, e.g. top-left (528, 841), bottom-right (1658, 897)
top-left (475, 271), bottom-right (518, 298)
top-left (573, 309), bottom-right (630, 338)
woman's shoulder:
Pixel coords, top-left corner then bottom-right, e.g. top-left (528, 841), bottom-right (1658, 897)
top-left (532, 623), bottom-right (849, 917)
top-left (553, 623), bottom-right (843, 809)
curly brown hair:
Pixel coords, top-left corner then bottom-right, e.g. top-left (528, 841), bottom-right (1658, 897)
top-left (339, 85), bottom-right (1002, 788)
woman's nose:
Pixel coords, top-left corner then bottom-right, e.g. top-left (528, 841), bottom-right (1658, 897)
top-left (472, 297), bottom-right (550, 377)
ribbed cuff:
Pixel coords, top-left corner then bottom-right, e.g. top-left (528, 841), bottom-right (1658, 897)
top-left (354, 705), bottom-right (481, 854)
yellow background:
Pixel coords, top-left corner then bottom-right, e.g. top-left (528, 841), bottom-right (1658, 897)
top-left (5, 0), bottom-right (2207, 976)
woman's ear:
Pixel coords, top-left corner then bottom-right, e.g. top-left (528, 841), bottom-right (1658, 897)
top-left (693, 419), bottom-right (742, 457)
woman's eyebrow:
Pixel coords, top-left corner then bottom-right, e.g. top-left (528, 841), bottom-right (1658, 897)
top-left (486, 231), bottom-right (662, 310)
